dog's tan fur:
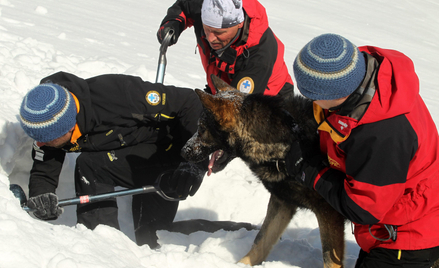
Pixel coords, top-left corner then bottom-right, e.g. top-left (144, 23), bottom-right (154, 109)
top-left (182, 76), bottom-right (345, 267)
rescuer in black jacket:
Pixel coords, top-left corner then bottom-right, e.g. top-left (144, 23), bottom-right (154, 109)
top-left (19, 71), bottom-right (205, 248)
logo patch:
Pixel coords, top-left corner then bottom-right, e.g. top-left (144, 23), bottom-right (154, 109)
top-left (146, 91), bottom-right (161, 105)
top-left (328, 156), bottom-right (341, 168)
top-left (107, 150), bottom-right (118, 162)
top-left (237, 77), bottom-right (254, 94)
top-left (338, 120), bottom-right (348, 130)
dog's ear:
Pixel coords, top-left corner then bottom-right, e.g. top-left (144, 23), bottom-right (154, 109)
top-left (194, 88), bottom-right (238, 131)
top-left (211, 75), bottom-right (235, 92)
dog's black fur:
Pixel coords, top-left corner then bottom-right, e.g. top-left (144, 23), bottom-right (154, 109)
top-left (182, 75), bottom-right (346, 268)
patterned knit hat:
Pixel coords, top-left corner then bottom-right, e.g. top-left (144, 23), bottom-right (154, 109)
top-left (201, 0), bottom-right (244, 29)
top-left (293, 33), bottom-right (366, 100)
top-left (20, 83), bottom-right (77, 142)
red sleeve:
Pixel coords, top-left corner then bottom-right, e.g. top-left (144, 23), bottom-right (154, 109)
top-left (314, 115), bottom-right (417, 224)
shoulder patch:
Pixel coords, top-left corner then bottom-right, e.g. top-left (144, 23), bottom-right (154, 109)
top-left (146, 91), bottom-right (161, 106)
top-left (237, 77), bottom-right (254, 94)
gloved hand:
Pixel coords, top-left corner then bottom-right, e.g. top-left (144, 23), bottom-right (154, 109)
top-left (157, 20), bottom-right (182, 46)
top-left (27, 193), bottom-right (63, 220)
top-left (285, 140), bottom-right (328, 190)
top-left (164, 161), bottom-right (207, 199)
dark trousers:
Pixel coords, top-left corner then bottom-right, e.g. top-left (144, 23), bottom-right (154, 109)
top-left (355, 246), bottom-right (439, 268)
top-left (74, 142), bottom-right (182, 248)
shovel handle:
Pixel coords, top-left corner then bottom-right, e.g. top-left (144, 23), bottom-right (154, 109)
top-left (155, 30), bottom-right (174, 84)
top-left (13, 172), bottom-right (183, 213)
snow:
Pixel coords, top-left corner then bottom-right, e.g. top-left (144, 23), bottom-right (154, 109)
top-left (0, 0), bottom-right (437, 267)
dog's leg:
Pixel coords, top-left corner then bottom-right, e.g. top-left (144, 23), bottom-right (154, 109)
top-left (239, 194), bottom-right (296, 266)
top-left (315, 207), bottom-right (345, 268)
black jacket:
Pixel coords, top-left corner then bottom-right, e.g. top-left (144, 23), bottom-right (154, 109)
top-left (29, 72), bottom-right (202, 197)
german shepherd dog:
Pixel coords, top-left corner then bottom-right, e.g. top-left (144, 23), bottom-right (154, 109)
top-left (182, 75), bottom-right (346, 268)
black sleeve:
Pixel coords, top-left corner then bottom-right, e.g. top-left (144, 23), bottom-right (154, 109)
top-left (28, 143), bottom-right (66, 198)
top-left (314, 168), bottom-right (379, 224)
top-left (160, 85), bottom-right (203, 148)
top-left (229, 29), bottom-right (277, 95)
top-left (160, 0), bottom-right (203, 27)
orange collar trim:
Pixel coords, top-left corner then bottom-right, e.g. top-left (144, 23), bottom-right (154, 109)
top-left (69, 92), bottom-right (82, 143)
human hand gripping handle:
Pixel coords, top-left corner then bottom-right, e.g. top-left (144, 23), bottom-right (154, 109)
top-left (157, 20), bottom-right (182, 46)
top-left (285, 140), bottom-right (328, 190)
top-left (27, 193), bottom-right (63, 220)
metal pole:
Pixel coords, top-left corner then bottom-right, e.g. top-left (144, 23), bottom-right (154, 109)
top-left (10, 172), bottom-right (183, 213)
top-left (155, 30), bottom-right (174, 84)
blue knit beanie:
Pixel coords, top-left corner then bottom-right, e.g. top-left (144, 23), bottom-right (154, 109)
top-left (293, 33), bottom-right (366, 100)
top-left (20, 83), bottom-right (77, 143)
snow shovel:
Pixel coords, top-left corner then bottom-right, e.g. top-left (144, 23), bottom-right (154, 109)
top-left (155, 30), bottom-right (174, 84)
top-left (10, 171), bottom-right (183, 213)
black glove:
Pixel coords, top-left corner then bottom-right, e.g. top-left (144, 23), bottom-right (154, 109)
top-left (285, 140), bottom-right (328, 190)
top-left (157, 20), bottom-right (182, 46)
top-left (27, 193), bottom-right (63, 220)
top-left (163, 162), bottom-right (206, 199)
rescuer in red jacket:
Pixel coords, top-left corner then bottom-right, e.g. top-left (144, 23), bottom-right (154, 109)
top-left (157, 0), bottom-right (294, 97)
top-left (286, 33), bottom-right (439, 267)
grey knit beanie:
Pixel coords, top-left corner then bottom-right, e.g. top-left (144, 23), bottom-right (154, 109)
top-left (201, 0), bottom-right (244, 28)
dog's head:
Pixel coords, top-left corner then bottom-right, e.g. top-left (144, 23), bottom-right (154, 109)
top-left (182, 75), bottom-right (298, 178)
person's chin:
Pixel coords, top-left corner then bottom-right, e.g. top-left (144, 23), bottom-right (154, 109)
top-left (210, 43), bottom-right (222, 50)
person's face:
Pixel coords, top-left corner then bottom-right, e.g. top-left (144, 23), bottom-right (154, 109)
top-left (36, 128), bottom-right (74, 148)
top-left (203, 22), bottom-right (243, 50)
top-left (314, 97), bottom-right (349, 110)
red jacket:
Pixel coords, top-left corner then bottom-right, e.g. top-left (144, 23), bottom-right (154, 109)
top-left (312, 47), bottom-right (439, 252)
top-left (160, 0), bottom-right (293, 96)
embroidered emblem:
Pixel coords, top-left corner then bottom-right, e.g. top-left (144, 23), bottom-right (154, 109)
top-left (237, 77), bottom-right (254, 94)
top-left (162, 93), bottom-right (166, 105)
top-left (107, 150), bottom-right (118, 161)
top-left (146, 91), bottom-right (161, 106)
top-left (68, 143), bottom-right (81, 152)
top-left (338, 120), bottom-right (348, 130)
top-left (81, 176), bottom-right (90, 185)
top-left (328, 156), bottom-right (341, 168)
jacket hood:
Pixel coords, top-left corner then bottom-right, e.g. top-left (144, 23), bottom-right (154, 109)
top-left (241, 0), bottom-right (269, 47)
top-left (359, 46), bottom-right (420, 124)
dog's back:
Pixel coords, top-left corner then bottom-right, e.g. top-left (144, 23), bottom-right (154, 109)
top-left (182, 76), bottom-right (346, 267)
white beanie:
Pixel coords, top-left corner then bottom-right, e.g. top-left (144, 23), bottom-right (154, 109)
top-left (201, 0), bottom-right (244, 29)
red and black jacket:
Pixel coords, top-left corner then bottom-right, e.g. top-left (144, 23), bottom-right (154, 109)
top-left (160, 0), bottom-right (294, 96)
top-left (311, 48), bottom-right (439, 252)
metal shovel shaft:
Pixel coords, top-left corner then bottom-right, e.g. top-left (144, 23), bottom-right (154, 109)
top-left (155, 30), bottom-right (174, 84)
top-left (58, 185), bottom-right (157, 207)
top-left (21, 185), bottom-right (158, 212)
top-left (11, 171), bottom-right (183, 213)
